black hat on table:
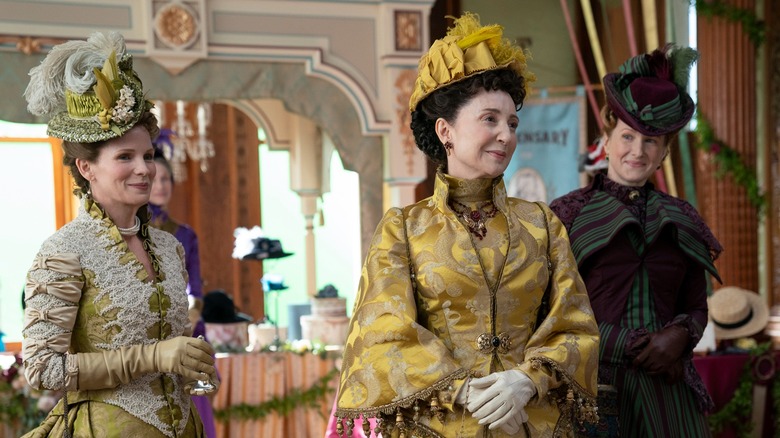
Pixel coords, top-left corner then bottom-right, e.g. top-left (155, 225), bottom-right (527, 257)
top-left (242, 237), bottom-right (293, 261)
top-left (202, 290), bottom-right (253, 324)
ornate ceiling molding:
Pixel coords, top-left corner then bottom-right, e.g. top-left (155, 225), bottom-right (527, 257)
top-left (0, 35), bottom-right (67, 55)
top-left (147, 0), bottom-right (208, 75)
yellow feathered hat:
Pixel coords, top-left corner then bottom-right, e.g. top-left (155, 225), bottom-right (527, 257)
top-left (409, 12), bottom-right (535, 112)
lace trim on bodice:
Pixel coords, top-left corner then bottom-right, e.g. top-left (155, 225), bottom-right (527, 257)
top-left (24, 197), bottom-right (191, 437)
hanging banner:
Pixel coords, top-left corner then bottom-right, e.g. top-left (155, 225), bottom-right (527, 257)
top-left (504, 93), bottom-right (586, 203)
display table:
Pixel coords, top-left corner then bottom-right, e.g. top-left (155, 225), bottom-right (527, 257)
top-left (694, 351), bottom-right (779, 438)
top-left (213, 350), bottom-right (341, 438)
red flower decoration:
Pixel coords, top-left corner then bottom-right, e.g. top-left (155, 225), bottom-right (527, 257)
top-left (710, 142), bottom-right (721, 154)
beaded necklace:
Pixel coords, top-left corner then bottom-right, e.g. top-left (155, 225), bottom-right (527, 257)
top-left (449, 199), bottom-right (498, 240)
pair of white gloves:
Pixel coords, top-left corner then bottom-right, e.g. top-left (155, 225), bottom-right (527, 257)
top-left (454, 370), bottom-right (536, 435)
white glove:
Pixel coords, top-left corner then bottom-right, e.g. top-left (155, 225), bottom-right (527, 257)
top-left (466, 370), bottom-right (536, 434)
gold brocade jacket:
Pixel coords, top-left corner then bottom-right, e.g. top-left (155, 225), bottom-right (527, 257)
top-left (336, 174), bottom-right (599, 437)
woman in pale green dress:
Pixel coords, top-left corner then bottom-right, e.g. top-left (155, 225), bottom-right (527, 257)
top-left (21, 32), bottom-right (218, 437)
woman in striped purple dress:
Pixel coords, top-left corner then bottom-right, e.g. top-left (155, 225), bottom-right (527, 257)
top-left (550, 45), bottom-right (721, 437)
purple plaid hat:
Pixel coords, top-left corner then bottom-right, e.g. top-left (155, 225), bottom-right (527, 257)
top-left (603, 44), bottom-right (699, 136)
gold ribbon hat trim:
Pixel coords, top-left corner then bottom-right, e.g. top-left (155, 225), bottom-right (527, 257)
top-left (24, 32), bottom-right (153, 144)
top-left (409, 12), bottom-right (535, 112)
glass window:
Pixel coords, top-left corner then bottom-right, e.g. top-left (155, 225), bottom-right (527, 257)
top-left (0, 123), bottom-right (55, 344)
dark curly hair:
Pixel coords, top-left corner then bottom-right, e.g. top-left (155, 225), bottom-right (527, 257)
top-left (62, 111), bottom-right (160, 196)
top-left (410, 68), bottom-right (526, 168)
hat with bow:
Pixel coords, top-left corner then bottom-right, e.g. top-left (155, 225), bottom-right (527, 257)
top-left (408, 12), bottom-right (535, 112)
top-left (603, 44), bottom-right (699, 136)
top-left (24, 32), bottom-right (153, 143)
top-left (708, 286), bottom-right (769, 340)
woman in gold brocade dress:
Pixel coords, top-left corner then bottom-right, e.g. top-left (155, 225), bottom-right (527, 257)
top-left (334, 14), bottom-right (599, 438)
top-left (20, 32), bottom-right (217, 437)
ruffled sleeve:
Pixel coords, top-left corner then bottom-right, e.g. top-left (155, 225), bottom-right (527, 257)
top-left (22, 252), bottom-right (83, 391)
top-left (522, 204), bottom-right (600, 429)
top-left (335, 208), bottom-right (467, 420)
top-left (549, 185), bottom-right (593, 231)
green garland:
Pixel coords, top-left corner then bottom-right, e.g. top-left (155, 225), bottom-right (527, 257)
top-left (213, 339), bottom-right (331, 358)
top-left (707, 343), bottom-right (779, 437)
top-left (213, 367), bottom-right (339, 422)
top-left (692, 0), bottom-right (765, 47)
top-left (252, 339), bottom-right (331, 360)
top-left (693, 112), bottom-right (766, 214)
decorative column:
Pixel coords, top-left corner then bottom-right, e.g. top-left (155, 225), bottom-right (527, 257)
top-left (695, 0), bottom-right (758, 290)
top-left (289, 114), bottom-right (324, 297)
top-left (378, 6), bottom-right (431, 208)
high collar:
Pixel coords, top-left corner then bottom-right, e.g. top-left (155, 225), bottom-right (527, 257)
top-left (433, 171), bottom-right (508, 213)
top-left (595, 173), bottom-right (653, 206)
top-left (81, 194), bottom-right (151, 237)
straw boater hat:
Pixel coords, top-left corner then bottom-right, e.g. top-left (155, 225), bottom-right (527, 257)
top-left (708, 286), bottom-right (769, 340)
top-left (408, 12), bottom-right (535, 112)
top-left (603, 44), bottom-right (699, 136)
top-left (24, 32), bottom-right (153, 143)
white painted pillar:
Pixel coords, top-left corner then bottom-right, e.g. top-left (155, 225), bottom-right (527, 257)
top-left (289, 114), bottom-right (324, 297)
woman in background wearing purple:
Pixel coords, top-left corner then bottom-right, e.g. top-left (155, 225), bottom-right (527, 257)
top-left (549, 45), bottom-right (720, 437)
top-left (150, 145), bottom-right (216, 438)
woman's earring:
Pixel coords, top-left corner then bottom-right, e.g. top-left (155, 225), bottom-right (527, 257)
top-left (444, 141), bottom-right (453, 156)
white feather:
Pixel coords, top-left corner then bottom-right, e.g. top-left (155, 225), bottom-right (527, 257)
top-left (24, 32), bottom-right (127, 117)
top-left (232, 226), bottom-right (265, 259)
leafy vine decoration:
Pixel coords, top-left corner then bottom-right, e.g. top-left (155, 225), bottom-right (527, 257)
top-left (693, 112), bottom-right (766, 214)
top-left (692, 0), bottom-right (765, 48)
top-left (212, 366), bottom-right (339, 423)
top-left (707, 343), bottom-right (779, 437)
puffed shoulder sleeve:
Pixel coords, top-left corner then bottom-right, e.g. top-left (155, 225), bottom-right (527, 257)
top-left (22, 252), bottom-right (83, 391)
top-left (549, 189), bottom-right (589, 232)
top-left (335, 207), bottom-right (467, 420)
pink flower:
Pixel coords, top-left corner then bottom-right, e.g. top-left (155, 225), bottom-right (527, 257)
top-left (11, 375), bottom-right (27, 391)
top-left (37, 394), bottom-right (58, 412)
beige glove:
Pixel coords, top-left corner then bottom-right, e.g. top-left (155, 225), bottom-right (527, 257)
top-left (76, 336), bottom-right (216, 391)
